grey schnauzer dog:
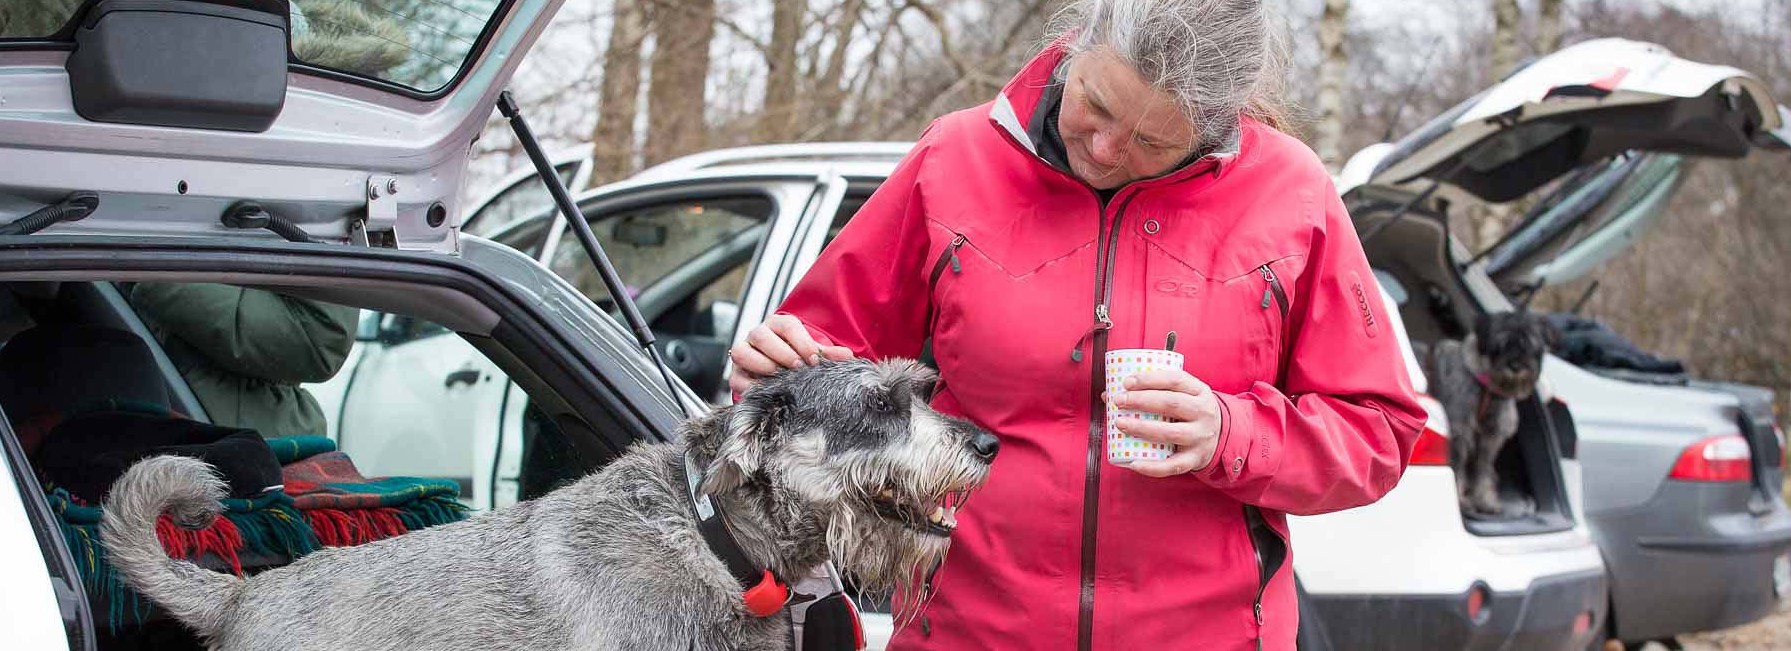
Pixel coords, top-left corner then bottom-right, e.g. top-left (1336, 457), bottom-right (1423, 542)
top-left (1426, 311), bottom-right (1557, 518)
top-left (101, 358), bottom-right (998, 651)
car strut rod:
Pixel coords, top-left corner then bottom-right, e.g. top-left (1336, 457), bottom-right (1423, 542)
top-left (496, 91), bottom-right (692, 419)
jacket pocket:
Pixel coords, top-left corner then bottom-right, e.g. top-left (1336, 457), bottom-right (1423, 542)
top-left (1256, 256), bottom-right (1301, 390)
top-left (1140, 244), bottom-right (1292, 393)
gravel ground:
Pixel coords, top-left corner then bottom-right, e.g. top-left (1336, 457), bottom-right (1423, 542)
top-left (1675, 600), bottom-right (1791, 650)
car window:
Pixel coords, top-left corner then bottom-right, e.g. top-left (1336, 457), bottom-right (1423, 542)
top-left (823, 192), bottom-right (873, 248)
top-left (464, 161), bottom-right (581, 240)
top-left (548, 195), bottom-right (773, 316)
top-left (486, 213), bottom-right (556, 259)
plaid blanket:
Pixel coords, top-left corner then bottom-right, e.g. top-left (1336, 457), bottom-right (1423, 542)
top-left (48, 435), bottom-right (468, 630)
top-left (49, 488), bottom-right (317, 630)
top-left (271, 436), bottom-right (467, 546)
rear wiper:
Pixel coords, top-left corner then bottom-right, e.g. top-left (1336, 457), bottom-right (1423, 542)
top-left (495, 91), bottom-right (693, 419)
top-left (0, 191), bottom-right (99, 236)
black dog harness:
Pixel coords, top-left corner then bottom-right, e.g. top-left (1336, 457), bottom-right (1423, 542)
top-left (681, 451), bottom-right (866, 650)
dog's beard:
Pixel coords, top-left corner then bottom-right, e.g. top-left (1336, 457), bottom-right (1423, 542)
top-left (1485, 366), bottom-right (1540, 398)
top-left (826, 503), bottom-right (952, 630)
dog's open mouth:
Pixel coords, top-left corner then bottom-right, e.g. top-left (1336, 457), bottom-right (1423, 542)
top-left (869, 486), bottom-right (972, 537)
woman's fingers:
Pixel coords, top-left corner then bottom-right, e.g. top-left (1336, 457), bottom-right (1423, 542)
top-left (727, 315), bottom-right (858, 395)
top-left (1121, 369), bottom-right (1209, 395)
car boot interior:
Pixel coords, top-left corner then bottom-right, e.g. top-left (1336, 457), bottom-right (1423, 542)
top-left (1354, 201), bottom-right (1577, 536)
top-left (0, 274), bottom-right (638, 650)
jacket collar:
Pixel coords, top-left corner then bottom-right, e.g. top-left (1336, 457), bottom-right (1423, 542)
top-left (988, 41), bottom-right (1246, 189)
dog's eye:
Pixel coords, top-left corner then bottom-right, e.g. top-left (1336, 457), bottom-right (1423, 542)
top-left (870, 393), bottom-right (898, 413)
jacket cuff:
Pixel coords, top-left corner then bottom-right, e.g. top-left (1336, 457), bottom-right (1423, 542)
top-left (1198, 391), bottom-right (1254, 486)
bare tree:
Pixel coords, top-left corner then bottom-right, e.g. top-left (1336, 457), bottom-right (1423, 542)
top-left (591, 0), bottom-right (649, 184)
top-left (1314, 0), bottom-right (1349, 171)
top-left (756, 0), bottom-right (804, 141)
top-left (644, 0), bottom-right (717, 166)
top-left (1491, 0), bottom-right (1521, 79)
top-left (1537, 0), bottom-right (1565, 55)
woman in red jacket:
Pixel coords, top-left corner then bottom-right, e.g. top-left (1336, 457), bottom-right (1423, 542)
top-left (728, 0), bottom-right (1427, 648)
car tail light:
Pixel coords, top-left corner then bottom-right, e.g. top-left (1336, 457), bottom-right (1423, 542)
top-left (1668, 434), bottom-right (1752, 482)
top-left (1409, 426), bottom-right (1451, 466)
top-left (1465, 583), bottom-right (1491, 624)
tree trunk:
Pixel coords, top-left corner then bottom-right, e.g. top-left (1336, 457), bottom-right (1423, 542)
top-left (757, 0), bottom-right (803, 142)
top-left (808, 0), bottom-right (865, 137)
top-left (1491, 0), bottom-right (1522, 80)
top-left (1537, 0), bottom-right (1564, 55)
top-left (643, 0), bottom-right (716, 166)
top-left (1315, 0), bottom-right (1349, 171)
top-left (590, 0), bottom-right (648, 184)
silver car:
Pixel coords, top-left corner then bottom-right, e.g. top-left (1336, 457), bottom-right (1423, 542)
top-left (0, 1), bottom-right (724, 648)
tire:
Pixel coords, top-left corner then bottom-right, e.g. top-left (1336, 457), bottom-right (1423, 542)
top-left (1296, 576), bottom-right (1336, 651)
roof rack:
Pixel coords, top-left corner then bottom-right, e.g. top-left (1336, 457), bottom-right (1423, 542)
top-left (632, 142), bottom-right (912, 181)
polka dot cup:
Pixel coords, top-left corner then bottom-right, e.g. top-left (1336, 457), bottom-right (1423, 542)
top-left (1104, 348), bottom-right (1185, 465)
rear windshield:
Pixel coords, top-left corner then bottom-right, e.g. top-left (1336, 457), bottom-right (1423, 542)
top-left (0, 0), bottom-right (505, 94)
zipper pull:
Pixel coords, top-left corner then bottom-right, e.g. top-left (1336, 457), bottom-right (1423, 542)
top-left (949, 235), bottom-right (966, 273)
top-left (1070, 304), bottom-right (1114, 362)
top-left (1259, 265), bottom-right (1275, 308)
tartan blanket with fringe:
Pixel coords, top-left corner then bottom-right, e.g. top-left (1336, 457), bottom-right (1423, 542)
top-left (50, 435), bottom-right (468, 630)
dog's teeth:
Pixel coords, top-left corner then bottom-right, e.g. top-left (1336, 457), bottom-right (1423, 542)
top-left (928, 506), bottom-right (945, 524)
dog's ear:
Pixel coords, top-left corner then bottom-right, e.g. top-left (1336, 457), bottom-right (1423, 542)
top-left (1538, 318), bottom-right (1563, 354)
top-left (701, 387), bottom-right (787, 496)
top-left (1472, 313), bottom-right (1493, 348)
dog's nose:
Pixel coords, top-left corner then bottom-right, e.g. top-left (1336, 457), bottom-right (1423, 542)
top-left (970, 431), bottom-right (1000, 461)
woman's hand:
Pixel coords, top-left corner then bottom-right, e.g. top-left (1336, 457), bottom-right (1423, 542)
top-left (1106, 369), bottom-right (1223, 477)
top-left (727, 314), bottom-right (855, 394)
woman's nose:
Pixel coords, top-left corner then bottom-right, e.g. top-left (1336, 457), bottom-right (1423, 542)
top-left (1088, 130), bottom-right (1126, 168)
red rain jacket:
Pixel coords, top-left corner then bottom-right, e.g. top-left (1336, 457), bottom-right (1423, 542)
top-left (777, 44), bottom-right (1426, 651)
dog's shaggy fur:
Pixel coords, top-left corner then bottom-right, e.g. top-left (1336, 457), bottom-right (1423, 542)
top-left (101, 358), bottom-right (996, 651)
top-left (1427, 312), bottom-right (1557, 518)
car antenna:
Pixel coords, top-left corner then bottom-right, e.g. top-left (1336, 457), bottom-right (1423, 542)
top-left (496, 91), bottom-right (693, 419)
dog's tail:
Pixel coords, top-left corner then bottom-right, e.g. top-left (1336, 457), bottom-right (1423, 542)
top-left (100, 455), bottom-right (245, 637)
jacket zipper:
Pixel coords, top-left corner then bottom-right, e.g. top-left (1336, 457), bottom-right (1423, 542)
top-left (1243, 505), bottom-right (1288, 649)
top-left (1078, 196), bottom-right (1134, 651)
top-left (924, 234), bottom-right (969, 337)
top-left (1260, 264), bottom-right (1291, 389)
top-left (1251, 264), bottom-right (1292, 648)
top-left (928, 234), bottom-right (968, 288)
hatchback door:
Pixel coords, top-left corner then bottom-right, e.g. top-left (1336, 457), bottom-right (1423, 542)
top-left (0, 0), bottom-right (567, 251)
top-left (1365, 38), bottom-right (1782, 205)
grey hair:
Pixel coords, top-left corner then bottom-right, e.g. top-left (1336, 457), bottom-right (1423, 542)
top-left (1049, 0), bottom-right (1290, 153)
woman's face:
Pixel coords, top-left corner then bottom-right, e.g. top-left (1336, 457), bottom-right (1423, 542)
top-left (1057, 48), bottom-right (1199, 190)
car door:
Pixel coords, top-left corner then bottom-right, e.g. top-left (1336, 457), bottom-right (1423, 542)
top-left (534, 176), bottom-right (828, 403)
top-left (332, 313), bottom-right (509, 505)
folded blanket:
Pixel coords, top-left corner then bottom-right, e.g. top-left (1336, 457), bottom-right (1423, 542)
top-left (47, 433), bottom-right (468, 631)
top-left (271, 436), bottom-right (467, 546)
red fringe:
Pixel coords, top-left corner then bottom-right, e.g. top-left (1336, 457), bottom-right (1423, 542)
top-left (155, 514), bottom-right (245, 576)
top-left (303, 508), bottom-right (409, 547)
